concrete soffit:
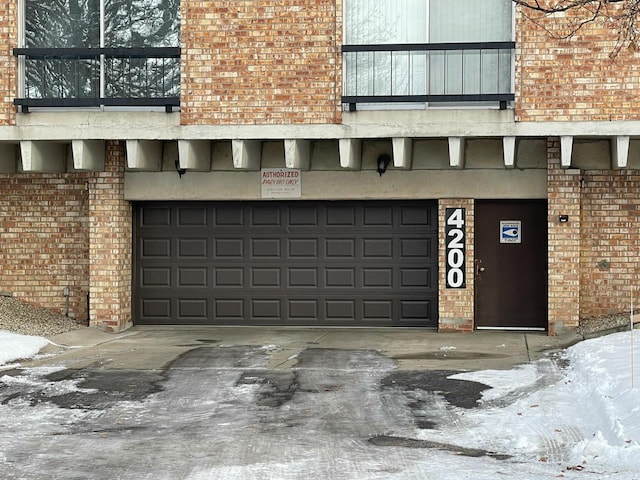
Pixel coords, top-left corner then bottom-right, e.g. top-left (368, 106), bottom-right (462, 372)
top-left (126, 140), bottom-right (162, 171)
top-left (0, 144), bottom-right (18, 173)
top-left (339, 139), bottom-right (363, 170)
top-left (612, 135), bottom-right (630, 169)
top-left (448, 137), bottom-right (465, 169)
top-left (232, 139), bottom-right (262, 170)
top-left (178, 140), bottom-right (211, 171)
top-left (284, 139), bottom-right (311, 170)
top-left (20, 140), bottom-right (66, 172)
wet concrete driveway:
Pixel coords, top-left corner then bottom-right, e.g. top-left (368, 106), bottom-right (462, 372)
top-left (0, 327), bottom-right (575, 479)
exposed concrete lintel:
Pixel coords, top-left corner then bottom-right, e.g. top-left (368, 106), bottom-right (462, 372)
top-left (178, 140), bottom-right (211, 171)
top-left (611, 135), bottom-right (630, 169)
top-left (448, 137), bottom-right (465, 169)
top-left (503, 136), bottom-right (516, 169)
top-left (284, 139), bottom-right (311, 170)
top-left (392, 137), bottom-right (413, 169)
top-left (126, 140), bottom-right (162, 171)
top-left (560, 136), bottom-right (573, 168)
top-left (232, 139), bottom-right (262, 170)
top-left (339, 139), bottom-right (362, 170)
top-left (72, 140), bottom-right (105, 171)
top-left (20, 141), bottom-right (66, 172)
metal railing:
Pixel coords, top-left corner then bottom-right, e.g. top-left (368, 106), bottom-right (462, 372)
top-left (13, 47), bottom-right (180, 112)
top-left (342, 41), bottom-right (515, 111)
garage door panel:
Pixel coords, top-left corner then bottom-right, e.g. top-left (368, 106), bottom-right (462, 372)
top-left (288, 238), bottom-right (318, 258)
top-left (325, 268), bottom-right (356, 288)
top-left (178, 207), bottom-right (207, 226)
top-left (134, 201), bottom-right (438, 327)
top-left (363, 238), bottom-right (393, 258)
top-left (214, 267), bottom-right (244, 287)
top-left (363, 206), bottom-right (393, 226)
top-left (251, 268), bottom-right (281, 287)
top-left (178, 299), bottom-right (208, 319)
top-left (178, 238), bottom-right (207, 257)
top-left (140, 267), bottom-right (171, 287)
top-left (289, 300), bottom-right (318, 319)
top-left (326, 238), bottom-right (355, 258)
top-left (214, 238), bottom-right (244, 258)
top-left (251, 299), bottom-right (281, 320)
top-left (178, 267), bottom-right (208, 287)
top-left (251, 238), bottom-right (281, 258)
top-left (288, 268), bottom-right (318, 288)
top-left (141, 238), bottom-right (171, 258)
top-left (215, 299), bottom-right (244, 319)
top-left (252, 205), bottom-right (281, 226)
top-left (363, 268), bottom-right (393, 288)
top-left (141, 207), bottom-right (171, 226)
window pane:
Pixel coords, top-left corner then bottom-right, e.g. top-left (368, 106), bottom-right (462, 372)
top-left (105, 0), bottom-right (180, 47)
top-left (26, 0), bottom-right (100, 48)
top-left (345, 0), bottom-right (427, 44)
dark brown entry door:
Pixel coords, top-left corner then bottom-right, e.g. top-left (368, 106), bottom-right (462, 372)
top-left (475, 200), bottom-right (547, 330)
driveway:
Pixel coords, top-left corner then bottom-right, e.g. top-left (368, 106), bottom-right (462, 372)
top-left (0, 327), bottom-right (579, 479)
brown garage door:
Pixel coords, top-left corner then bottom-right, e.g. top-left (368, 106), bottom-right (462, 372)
top-left (133, 201), bottom-right (438, 327)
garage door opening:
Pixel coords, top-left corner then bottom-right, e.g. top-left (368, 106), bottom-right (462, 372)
top-left (133, 201), bottom-right (438, 327)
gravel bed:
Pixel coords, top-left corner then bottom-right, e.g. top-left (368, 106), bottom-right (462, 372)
top-left (0, 296), bottom-right (84, 337)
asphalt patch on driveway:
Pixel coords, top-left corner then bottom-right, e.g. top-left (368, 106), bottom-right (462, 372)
top-left (381, 370), bottom-right (491, 409)
top-left (369, 435), bottom-right (512, 460)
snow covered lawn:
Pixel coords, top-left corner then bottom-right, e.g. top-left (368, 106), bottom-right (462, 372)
top-left (0, 330), bottom-right (49, 366)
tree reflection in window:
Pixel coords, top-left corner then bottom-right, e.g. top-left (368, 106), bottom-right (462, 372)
top-left (24, 0), bottom-right (180, 101)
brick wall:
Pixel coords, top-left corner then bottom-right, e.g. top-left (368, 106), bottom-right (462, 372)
top-left (180, 0), bottom-right (342, 125)
top-left (88, 141), bottom-right (132, 331)
top-left (0, 0), bottom-right (16, 126)
top-left (438, 199), bottom-right (474, 333)
top-left (547, 138), bottom-right (581, 334)
top-left (580, 170), bottom-right (640, 318)
top-left (0, 172), bottom-right (90, 319)
top-left (516, 2), bottom-right (640, 121)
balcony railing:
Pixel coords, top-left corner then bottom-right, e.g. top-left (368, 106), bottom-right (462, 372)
top-left (342, 41), bottom-right (515, 111)
top-left (13, 47), bottom-right (180, 112)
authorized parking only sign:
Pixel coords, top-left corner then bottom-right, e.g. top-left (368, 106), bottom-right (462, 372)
top-left (500, 221), bottom-right (522, 244)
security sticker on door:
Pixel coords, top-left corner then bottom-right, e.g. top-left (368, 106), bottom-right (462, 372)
top-left (500, 221), bottom-right (521, 244)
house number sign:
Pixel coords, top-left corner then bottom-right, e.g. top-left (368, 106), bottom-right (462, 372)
top-left (445, 208), bottom-right (466, 289)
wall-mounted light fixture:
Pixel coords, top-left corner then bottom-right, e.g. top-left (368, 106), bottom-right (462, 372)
top-left (376, 154), bottom-right (391, 176)
top-left (174, 160), bottom-right (186, 178)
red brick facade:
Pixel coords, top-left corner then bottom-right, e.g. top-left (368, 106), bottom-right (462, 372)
top-left (516, 2), bottom-right (640, 121)
top-left (180, 0), bottom-right (342, 125)
top-left (0, 0), bottom-right (16, 125)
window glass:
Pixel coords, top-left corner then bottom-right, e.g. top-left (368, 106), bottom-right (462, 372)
top-left (23, 0), bottom-right (180, 101)
top-left (344, 0), bottom-right (513, 102)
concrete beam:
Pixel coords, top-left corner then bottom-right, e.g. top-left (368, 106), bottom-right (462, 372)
top-left (392, 137), bottom-right (413, 169)
top-left (232, 139), bottom-right (262, 170)
top-left (284, 139), bottom-right (311, 170)
top-left (503, 136), bottom-right (516, 169)
top-left (178, 140), bottom-right (211, 171)
top-left (448, 137), bottom-right (465, 169)
top-left (0, 144), bottom-right (18, 173)
top-left (560, 136), bottom-right (573, 168)
top-left (72, 140), bottom-right (105, 171)
top-left (126, 140), bottom-right (162, 171)
top-left (339, 139), bottom-right (362, 170)
top-left (20, 141), bottom-right (66, 172)
top-left (611, 135), bottom-right (630, 169)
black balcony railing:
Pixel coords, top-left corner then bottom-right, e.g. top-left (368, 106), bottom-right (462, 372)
top-left (342, 41), bottom-right (515, 111)
top-left (13, 47), bottom-right (180, 112)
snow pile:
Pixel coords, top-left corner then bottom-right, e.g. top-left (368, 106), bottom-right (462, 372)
top-left (0, 330), bottom-right (49, 366)
top-left (444, 330), bottom-right (640, 477)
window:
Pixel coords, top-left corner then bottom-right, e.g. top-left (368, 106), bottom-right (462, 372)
top-left (18, 0), bottom-right (180, 108)
top-left (343, 0), bottom-right (514, 107)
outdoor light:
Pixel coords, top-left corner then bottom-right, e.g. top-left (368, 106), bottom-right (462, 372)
top-left (174, 160), bottom-right (186, 178)
top-left (376, 154), bottom-right (391, 176)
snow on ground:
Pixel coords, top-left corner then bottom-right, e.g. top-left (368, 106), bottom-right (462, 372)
top-left (0, 329), bottom-right (639, 479)
top-left (0, 330), bottom-right (49, 367)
